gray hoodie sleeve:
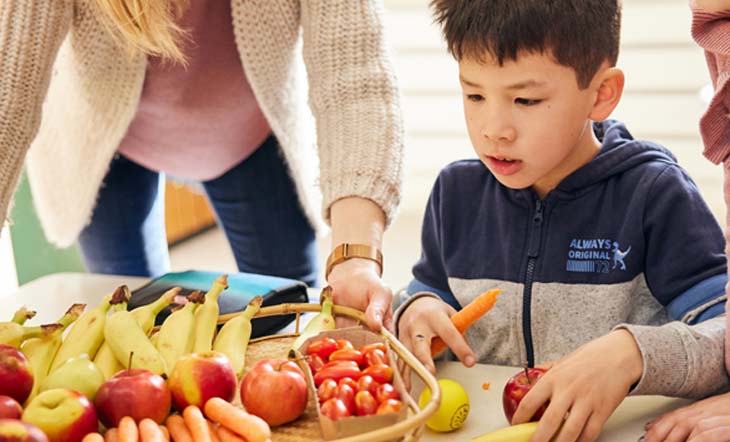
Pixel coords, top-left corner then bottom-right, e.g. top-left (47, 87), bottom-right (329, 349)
top-left (615, 316), bottom-right (730, 398)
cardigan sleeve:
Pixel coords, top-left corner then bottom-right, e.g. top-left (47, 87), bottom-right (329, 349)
top-left (299, 0), bottom-right (404, 226)
top-left (0, 0), bottom-right (73, 225)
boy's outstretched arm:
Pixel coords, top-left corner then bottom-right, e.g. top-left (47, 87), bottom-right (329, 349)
top-left (511, 330), bottom-right (643, 442)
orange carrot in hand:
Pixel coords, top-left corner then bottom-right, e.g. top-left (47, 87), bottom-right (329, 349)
top-left (206, 421), bottom-right (221, 442)
top-left (215, 426), bottom-right (244, 442)
top-left (204, 398), bottom-right (270, 442)
top-left (104, 428), bottom-right (119, 442)
top-left (183, 406), bottom-right (212, 442)
top-left (166, 415), bottom-right (193, 442)
top-left (82, 433), bottom-right (104, 442)
top-left (159, 425), bottom-right (170, 442)
top-left (431, 288), bottom-right (501, 356)
top-left (118, 417), bottom-right (139, 442)
top-left (139, 418), bottom-right (166, 442)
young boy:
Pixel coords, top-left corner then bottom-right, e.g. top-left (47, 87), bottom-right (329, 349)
top-left (395, 1), bottom-right (730, 441)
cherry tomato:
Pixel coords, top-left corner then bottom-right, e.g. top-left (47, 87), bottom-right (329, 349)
top-left (375, 383), bottom-right (400, 403)
top-left (336, 339), bottom-right (354, 350)
top-left (329, 349), bottom-right (365, 366)
top-left (357, 375), bottom-right (380, 396)
top-left (306, 338), bottom-right (338, 360)
top-left (317, 378), bottom-right (338, 403)
top-left (335, 384), bottom-right (356, 414)
top-left (338, 377), bottom-right (359, 392)
top-left (359, 342), bottom-right (387, 355)
top-left (321, 360), bottom-right (359, 370)
top-left (354, 391), bottom-right (378, 416)
top-left (362, 364), bottom-right (393, 384)
top-left (364, 348), bottom-right (387, 367)
top-left (308, 354), bottom-right (326, 374)
top-left (313, 364), bottom-right (362, 386)
top-left (320, 398), bottom-right (352, 420)
top-left (376, 398), bottom-right (404, 415)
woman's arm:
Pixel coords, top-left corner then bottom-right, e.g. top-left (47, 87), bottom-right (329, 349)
top-left (0, 0), bottom-right (73, 224)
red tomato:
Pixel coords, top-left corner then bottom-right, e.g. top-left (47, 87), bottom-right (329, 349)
top-left (308, 354), bottom-right (326, 374)
top-left (375, 383), bottom-right (400, 403)
top-left (334, 384), bottom-right (356, 414)
top-left (329, 349), bottom-right (364, 366)
top-left (313, 364), bottom-right (362, 386)
top-left (354, 391), bottom-right (378, 416)
top-left (338, 377), bottom-right (359, 392)
top-left (321, 360), bottom-right (359, 370)
top-left (317, 378), bottom-right (338, 403)
top-left (376, 398), bottom-right (404, 415)
top-left (357, 375), bottom-right (380, 396)
top-left (320, 398), bottom-right (352, 420)
top-left (358, 342), bottom-right (387, 355)
top-left (362, 364), bottom-right (393, 384)
top-left (306, 338), bottom-right (338, 360)
top-left (336, 339), bottom-right (354, 350)
top-left (364, 348), bottom-right (387, 367)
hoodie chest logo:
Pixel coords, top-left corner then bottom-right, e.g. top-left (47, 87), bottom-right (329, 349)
top-left (566, 239), bottom-right (631, 273)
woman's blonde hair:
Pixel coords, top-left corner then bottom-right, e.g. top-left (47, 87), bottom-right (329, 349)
top-left (94, 0), bottom-right (189, 63)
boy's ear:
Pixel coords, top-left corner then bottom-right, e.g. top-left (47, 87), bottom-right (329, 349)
top-left (588, 67), bottom-right (624, 121)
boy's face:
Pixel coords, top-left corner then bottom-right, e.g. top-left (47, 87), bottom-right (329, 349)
top-left (459, 51), bottom-right (602, 197)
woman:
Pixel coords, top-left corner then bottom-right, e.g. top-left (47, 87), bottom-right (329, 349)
top-left (1, 0), bottom-right (404, 330)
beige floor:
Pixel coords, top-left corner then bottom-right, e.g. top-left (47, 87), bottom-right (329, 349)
top-left (170, 0), bottom-right (727, 292)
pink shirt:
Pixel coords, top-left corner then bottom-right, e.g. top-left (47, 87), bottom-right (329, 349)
top-left (117, 0), bottom-right (270, 181)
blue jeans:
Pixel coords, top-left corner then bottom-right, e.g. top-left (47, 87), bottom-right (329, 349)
top-left (77, 135), bottom-right (318, 287)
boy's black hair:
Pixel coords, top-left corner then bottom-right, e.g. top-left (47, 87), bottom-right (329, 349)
top-left (430, 0), bottom-right (621, 88)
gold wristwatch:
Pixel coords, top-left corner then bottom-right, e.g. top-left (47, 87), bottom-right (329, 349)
top-left (325, 243), bottom-right (383, 279)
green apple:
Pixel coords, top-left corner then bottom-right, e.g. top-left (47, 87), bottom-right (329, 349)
top-left (22, 389), bottom-right (97, 442)
top-left (40, 357), bottom-right (104, 401)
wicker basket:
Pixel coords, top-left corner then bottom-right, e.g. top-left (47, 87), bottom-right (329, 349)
top-left (217, 300), bottom-right (441, 442)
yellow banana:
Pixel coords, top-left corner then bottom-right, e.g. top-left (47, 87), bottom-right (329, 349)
top-left (192, 275), bottom-right (229, 353)
top-left (131, 287), bottom-right (181, 335)
top-left (291, 287), bottom-right (336, 351)
top-left (213, 296), bottom-right (263, 378)
top-left (155, 291), bottom-right (204, 372)
top-left (0, 322), bottom-right (63, 348)
top-left (104, 286), bottom-right (167, 375)
top-left (94, 293), bottom-right (131, 379)
top-left (50, 292), bottom-right (114, 370)
top-left (471, 422), bottom-right (539, 442)
top-left (21, 304), bottom-right (85, 403)
top-left (11, 307), bottom-right (36, 325)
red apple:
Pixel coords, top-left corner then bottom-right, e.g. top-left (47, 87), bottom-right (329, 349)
top-left (22, 389), bottom-right (97, 442)
top-left (240, 358), bottom-right (308, 426)
top-left (502, 367), bottom-right (548, 424)
top-left (0, 345), bottom-right (33, 405)
top-left (95, 368), bottom-right (171, 427)
top-left (168, 352), bottom-right (236, 412)
top-left (0, 419), bottom-right (48, 442)
top-left (0, 397), bottom-right (22, 420)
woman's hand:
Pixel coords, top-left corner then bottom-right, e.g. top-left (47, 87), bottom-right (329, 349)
top-left (643, 392), bottom-right (730, 442)
top-left (512, 330), bottom-right (643, 442)
top-left (327, 257), bottom-right (393, 331)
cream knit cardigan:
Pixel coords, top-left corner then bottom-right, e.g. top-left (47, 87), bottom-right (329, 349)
top-left (0, 0), bottom-right (404, 247)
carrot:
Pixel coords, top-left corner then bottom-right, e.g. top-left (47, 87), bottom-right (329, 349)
top-left (431, 288), bottom-right (501, 356)
top-left (159, 426), bottom-right (170, 442)
top-left (118, 417), bottom-right (139, 442)
top-left (139, 419), bottom-right (166, 442)
top-left (206, 421), bottom-right (221, 442)
top-left (204, 398), bottom-right (270, 442)
top-left (215, 426), bottom-right (245, 442)
top-left (166, 415), bottom-right (193, 442)
top-left (183, 406), bottom-right (212, 442)
top-left (104, 428), bottom-right (119, 442)
top-left (82, 433), bottom-right (105, 442)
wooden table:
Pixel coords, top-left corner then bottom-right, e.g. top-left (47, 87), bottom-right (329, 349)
top-left (2, 273), bottom-right (692, 441)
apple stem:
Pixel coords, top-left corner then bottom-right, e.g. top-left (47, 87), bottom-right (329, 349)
top-left (524, 365), bottom-right (531, 385)
top-left (128, 351), bottom-right (134, 374)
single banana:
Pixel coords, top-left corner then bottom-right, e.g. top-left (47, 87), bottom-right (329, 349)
top-left (291, 287), bottom-right (336, 351)
top-left (192, 275), bottom-right (229, 353)
top-left (94, 292), bottom-right (131, 379)
top-left (131, 287), bottom-right (181, 335)
top-left (104, 286), bottom-right (167, 375)
top-left (21, 304), bottom-right (85, 403)
top-left (0, 322), bottom-right (63, 348)
top-left (50, 292), bottom-right (114, 370)
top-left (155, 291), bottom-right (204, 372)
top-left (11, 307), bottom-right (36, 325)
top-left (213, 295), bottom-right (263, 378)
top-left (470, 422), bottom-right (539, 442)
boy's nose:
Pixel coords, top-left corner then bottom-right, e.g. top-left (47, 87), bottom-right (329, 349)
top-left (481, 119), bottom-right (516, 143)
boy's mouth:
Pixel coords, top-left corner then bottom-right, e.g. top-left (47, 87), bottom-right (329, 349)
top-left (484, 155), bottom-right (523, 176)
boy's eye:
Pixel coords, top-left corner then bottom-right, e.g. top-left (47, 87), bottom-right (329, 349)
top-left (515, 98), bottom-right (542, 106)
top-left (466, 94), bottom-right (484, 102)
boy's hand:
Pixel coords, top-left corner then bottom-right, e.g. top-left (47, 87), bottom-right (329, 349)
top-left (643, 392), bottom-right (730, 442)
top-left (512, 330), bottom-right (643, 442)
top-left (398, 296), bottom-right (477, 376)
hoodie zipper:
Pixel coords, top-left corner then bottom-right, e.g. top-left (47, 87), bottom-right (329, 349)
top-left (522, 198), bottom-right (544, 368)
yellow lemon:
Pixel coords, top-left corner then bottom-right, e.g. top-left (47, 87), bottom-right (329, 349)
top-left (418, 378), bottom-right (470, 432)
